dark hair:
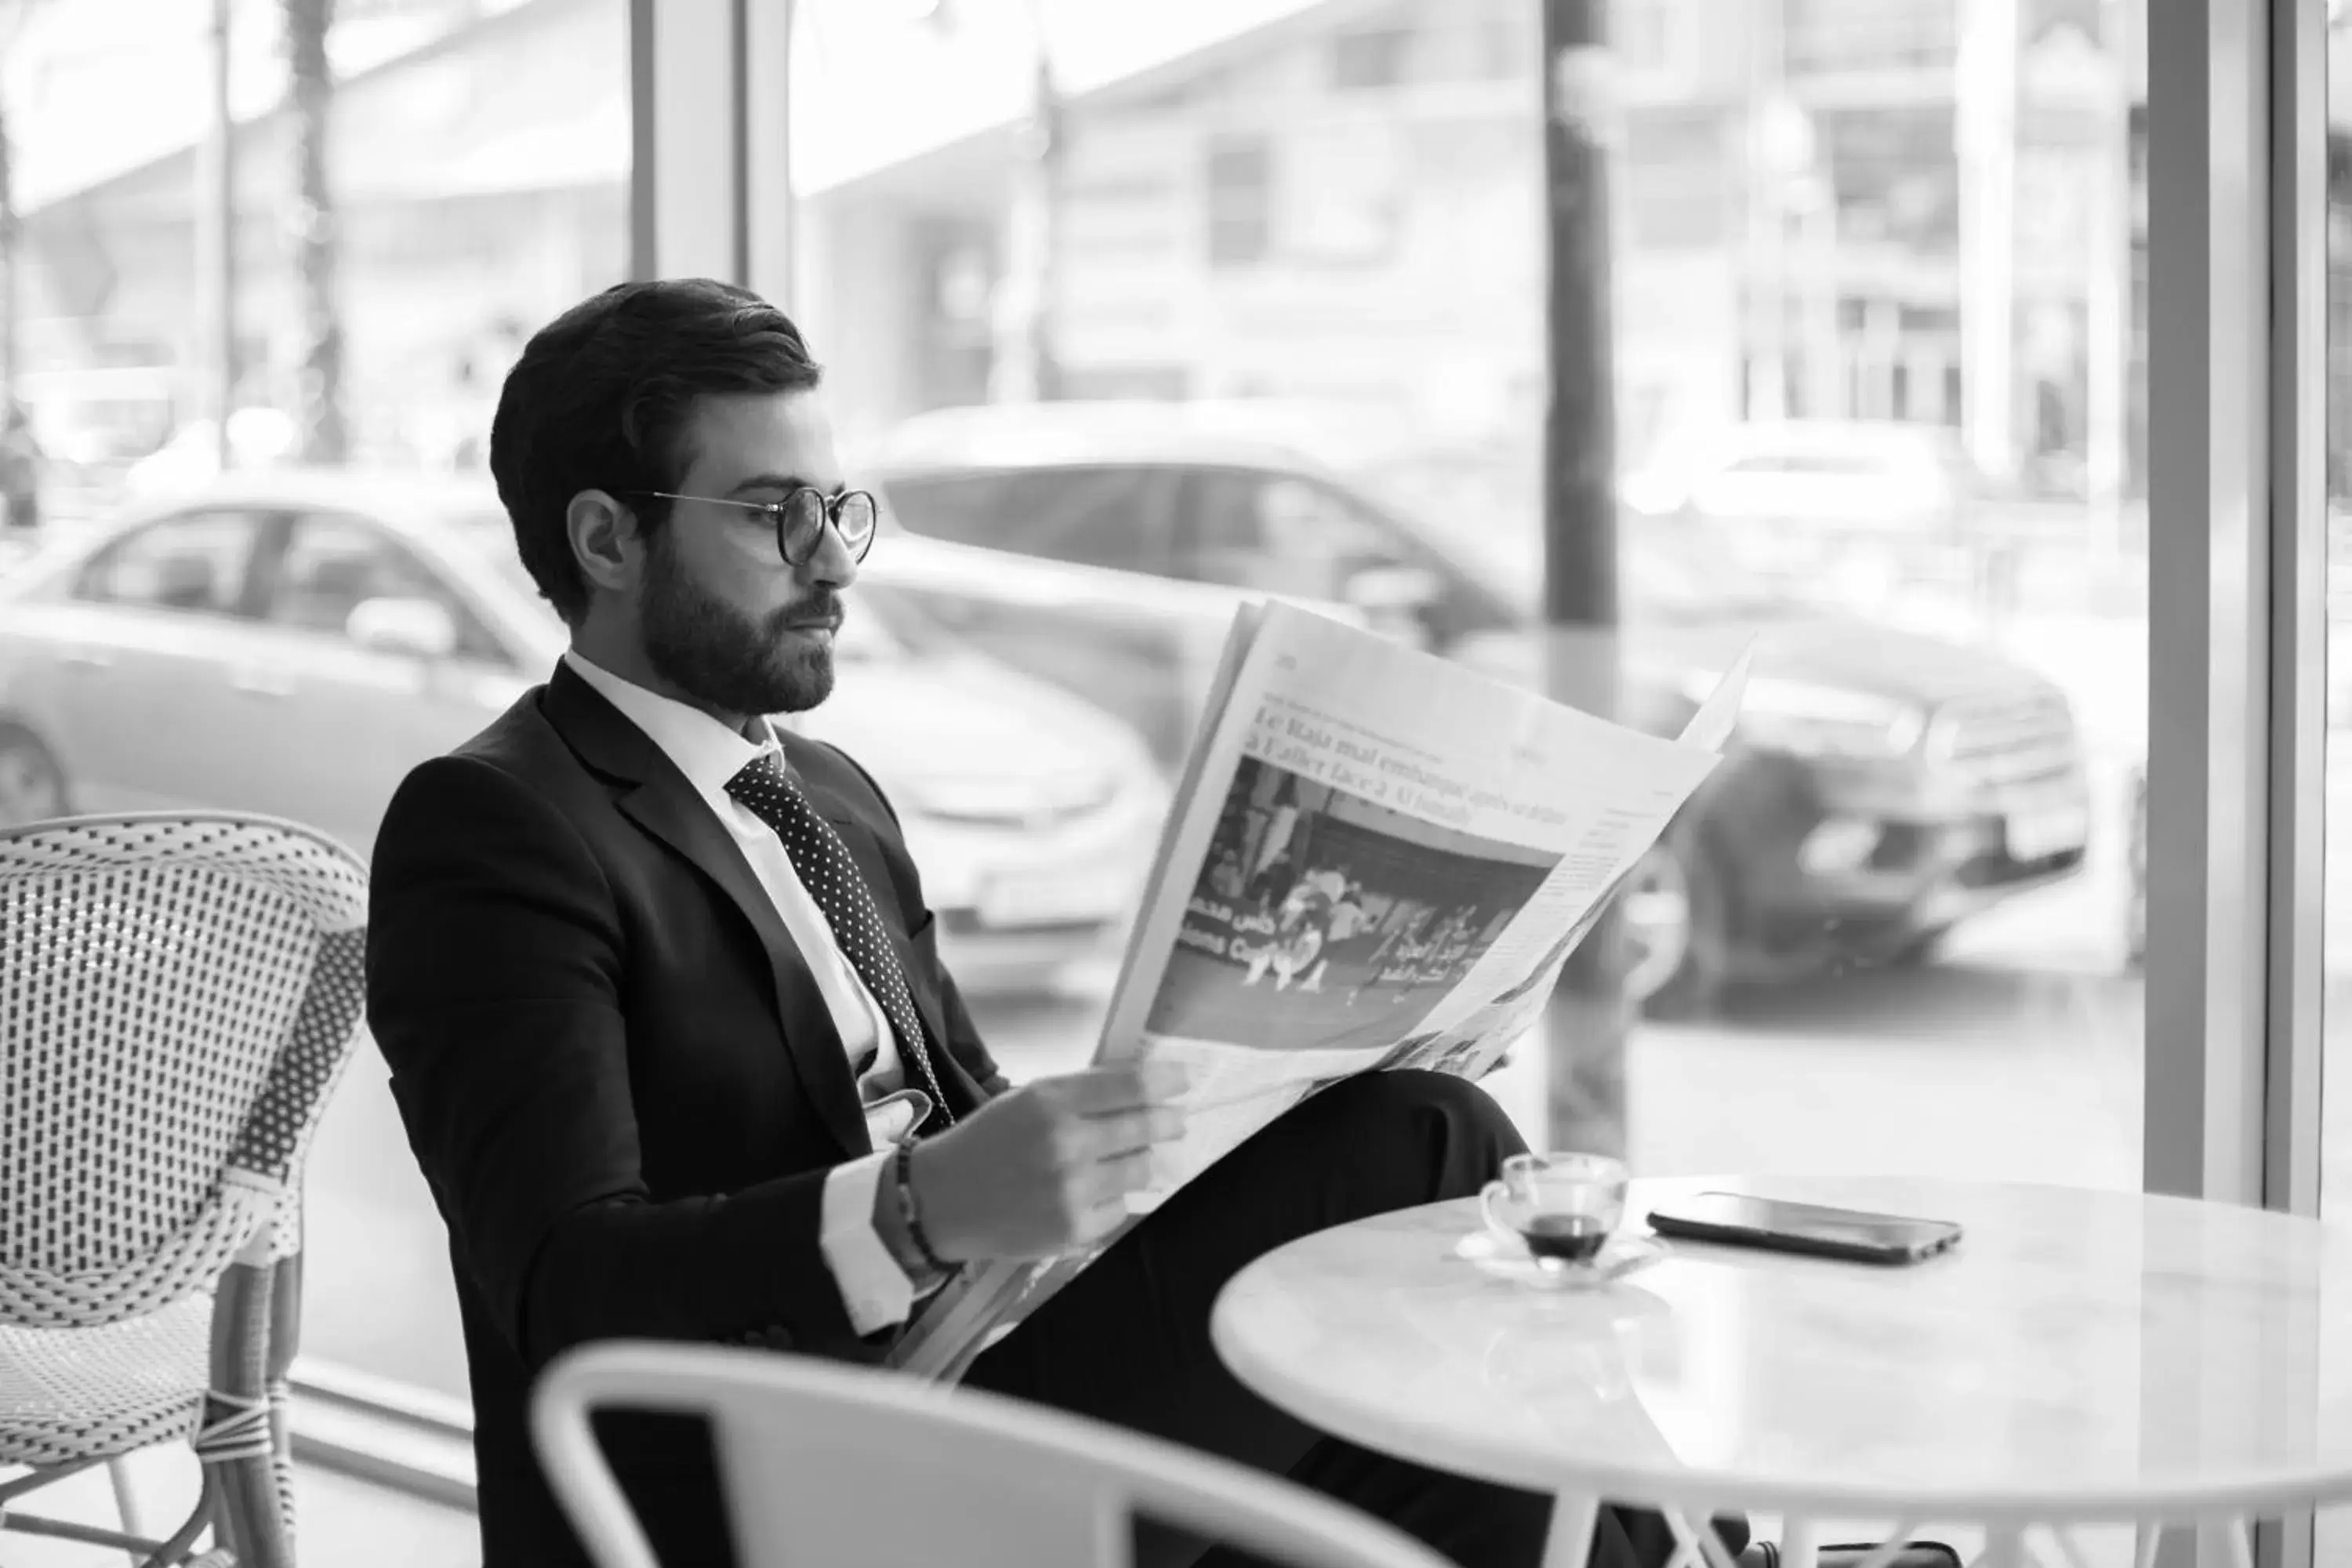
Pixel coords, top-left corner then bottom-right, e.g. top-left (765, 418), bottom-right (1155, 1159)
top-left (489, 278), bottom-right (823, 623)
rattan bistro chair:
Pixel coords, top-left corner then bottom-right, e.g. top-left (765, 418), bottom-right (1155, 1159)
top-left (1, 813), bottom-right (369, 1566)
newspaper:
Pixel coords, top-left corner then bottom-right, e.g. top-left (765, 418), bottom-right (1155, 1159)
top-left (890, 603), bottom-right (1753, 1381)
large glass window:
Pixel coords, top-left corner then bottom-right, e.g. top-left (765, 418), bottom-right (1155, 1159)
top-left (0, 0), bottom-right (2169, 1464)
top-left (803, 0), bottom-right (2149, 1200)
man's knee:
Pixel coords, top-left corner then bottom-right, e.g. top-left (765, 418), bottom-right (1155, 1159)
top-left (1335, 1067), bottom-right (1510, 1126)
top-left (1290, 1070), bottom-right (1528, 1205)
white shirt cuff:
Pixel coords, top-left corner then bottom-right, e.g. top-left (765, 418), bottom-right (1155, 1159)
top-left (821, 1151), bottom-right (920, 1336)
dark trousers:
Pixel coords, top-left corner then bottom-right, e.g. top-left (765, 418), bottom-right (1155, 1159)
top-left (967, 1070), bottom-right (1744, 1568)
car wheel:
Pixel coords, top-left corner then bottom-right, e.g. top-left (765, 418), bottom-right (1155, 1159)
top-left (1625, 834), bottom-right (1728, 1021)
top-left (0, 725), bottom-right (68, 829)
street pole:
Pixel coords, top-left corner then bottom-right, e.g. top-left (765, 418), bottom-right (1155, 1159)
top-left (0, 101), bottom-right (16, 416)
top-left (988, 0), bottom-right (1062, 404)
top-left (746, 0), bottom-right (798, 310)
top-left (2085, 2), bottom-right (2132, 558)
top-left (285, 0), bottom-right (347, 465)
top-left (199, 0), bottom-right (237, 470)
top-left (1539, 0), bottom-right (1629, 1156)
top-left (1957, 0), bottom-right (2021, 483)
top-left (0, 0), bottom-right (34, 422)
top-left (1747, 0), bottom-right (1790, 421)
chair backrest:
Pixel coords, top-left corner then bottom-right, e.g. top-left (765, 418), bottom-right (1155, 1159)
top-left (0, 812), bottom-right (369, 1327)
top-left (534, 1341), bottom-right (1459, 1568)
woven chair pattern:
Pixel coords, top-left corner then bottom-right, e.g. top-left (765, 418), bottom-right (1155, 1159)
top-left (0, 813), bottom-right (367, 1500)
top-left (1, 817), bottom-right (365, 1330)
top-left (0, 1296), bottom-right (211, 1466)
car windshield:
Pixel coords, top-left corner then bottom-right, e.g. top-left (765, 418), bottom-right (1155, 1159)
top-left (1428, 517), bottom-right (1795, 624)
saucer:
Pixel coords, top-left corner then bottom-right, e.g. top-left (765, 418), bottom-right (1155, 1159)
top-left (1451, 1229), bottom-right (1664, 1290)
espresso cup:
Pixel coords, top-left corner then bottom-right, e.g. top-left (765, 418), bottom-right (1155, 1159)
top-left (1479, 1151), bottom-right (1628, 1265)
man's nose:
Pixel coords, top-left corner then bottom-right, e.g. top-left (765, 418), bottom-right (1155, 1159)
top-left (800, 517), bottom-right (861, 590)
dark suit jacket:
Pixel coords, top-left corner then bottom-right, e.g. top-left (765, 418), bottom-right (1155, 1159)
top-left (366, 660), bottom-right (1011, 1566)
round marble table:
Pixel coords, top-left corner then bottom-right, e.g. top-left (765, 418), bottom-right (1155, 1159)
top-left (1209, 1176), bottom-right (2352, 1568)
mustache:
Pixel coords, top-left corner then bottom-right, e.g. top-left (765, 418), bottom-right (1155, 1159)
top-left (771, 593), bottom-right (844, 633)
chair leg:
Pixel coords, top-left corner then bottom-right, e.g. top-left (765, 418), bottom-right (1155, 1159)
top-left (135, 1489), bottom-right (216, 1568)
top-left (0, 1456), bottom-right (206, 1566)
top-left (2, 1511), bottom-right (170, 1554)
top-left (5, 1501), bottom-right (204, 1565)
top-left (204, 1254), bottom-right (293, 1568)
top-left (109, 1454), bottom-right (148, 1567)
top-left (265, 1249), bottom-right (305, 1562)
top-left (270, 1378), bottom-right (297, 1554)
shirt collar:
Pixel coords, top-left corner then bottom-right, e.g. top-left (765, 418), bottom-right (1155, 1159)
top-left (562, 649), bottom-right (782, 797)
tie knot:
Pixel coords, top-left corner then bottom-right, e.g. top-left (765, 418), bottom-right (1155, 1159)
top-left (724, 750), bottom-right (797, 808)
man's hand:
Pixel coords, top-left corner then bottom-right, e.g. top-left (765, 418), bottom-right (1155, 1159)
top-left (906, 1062), bottom-right (1191, 1262)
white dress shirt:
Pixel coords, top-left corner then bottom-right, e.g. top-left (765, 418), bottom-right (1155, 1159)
top-left (563, 651), bottom-right (931, 1334)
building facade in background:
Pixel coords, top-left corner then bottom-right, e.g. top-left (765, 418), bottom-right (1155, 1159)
top-left (0, 0), bottom-right (2166, 522)
top-left (808, 0), bottom-right (2143, 524)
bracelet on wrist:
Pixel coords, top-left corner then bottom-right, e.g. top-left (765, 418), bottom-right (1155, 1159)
top-left (892, 1140), bottom-right (952, 1276)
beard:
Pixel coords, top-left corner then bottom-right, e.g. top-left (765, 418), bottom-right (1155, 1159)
top-left (640, 535), bottom-right (837, 718)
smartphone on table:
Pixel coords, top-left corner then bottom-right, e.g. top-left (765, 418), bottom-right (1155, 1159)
top-left (1646, 1191), bottom-right (1962, 1265)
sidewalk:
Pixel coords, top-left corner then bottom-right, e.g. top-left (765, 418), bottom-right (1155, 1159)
top-left (9, 1446), bottom-right (477, 1568)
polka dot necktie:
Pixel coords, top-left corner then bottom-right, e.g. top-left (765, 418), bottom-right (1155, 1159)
top-left (725, 751), bottom-right (954, 1131)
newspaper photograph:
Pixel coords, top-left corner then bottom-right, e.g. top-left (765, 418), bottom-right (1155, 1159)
top-left (1156, 754), bottom-right (1560, 1050)
top-left (890, 604), bottom-right (1751, 1380)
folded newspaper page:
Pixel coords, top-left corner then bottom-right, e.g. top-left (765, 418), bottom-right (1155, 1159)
top-left (891, 604), bottom-right (1753, 1381)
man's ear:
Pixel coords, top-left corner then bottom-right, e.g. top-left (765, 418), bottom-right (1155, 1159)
top-left (567, 489), bottom-right (641, 599)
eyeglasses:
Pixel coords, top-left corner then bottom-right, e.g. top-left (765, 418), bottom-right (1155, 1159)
top-left (629, 487), bottom-right (878, 567)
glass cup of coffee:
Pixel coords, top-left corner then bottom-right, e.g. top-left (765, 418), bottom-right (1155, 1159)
top-left (1479, 1152), bottom-right (1628, 1268)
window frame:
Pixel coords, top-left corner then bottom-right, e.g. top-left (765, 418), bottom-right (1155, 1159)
top-left (2146, 0), bottom-right (2310, 1214)
top-left (2147, 0), bottom-right (2325, 1562)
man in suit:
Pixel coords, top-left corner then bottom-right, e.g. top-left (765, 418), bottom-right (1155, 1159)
top-left (367, 278), bottom-right (1737, 1568)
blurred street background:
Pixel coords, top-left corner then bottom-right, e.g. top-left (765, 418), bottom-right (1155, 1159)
top-left (14, 0), bottom-right (2352, 1446)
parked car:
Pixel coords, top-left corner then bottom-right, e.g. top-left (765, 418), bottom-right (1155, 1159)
top-left (1621, 419), bottom-right (1999, 612)
top-left (0, 469), bottom-right (1167, 994)
top-left (1622, 419), bottom-right (1986, 534)
top-left (866, 401), bottom-right (2092, 1014)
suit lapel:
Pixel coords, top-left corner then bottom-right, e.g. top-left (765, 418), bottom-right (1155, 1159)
top-left (544, 664), bottom-right (873, 1163)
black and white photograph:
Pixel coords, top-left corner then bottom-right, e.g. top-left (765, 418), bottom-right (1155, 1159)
top-left (8, 1), bottom-right (2299, 1563)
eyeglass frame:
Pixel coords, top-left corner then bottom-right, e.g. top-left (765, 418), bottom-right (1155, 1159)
top-left (625, 486), bottom-right (878, 566)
